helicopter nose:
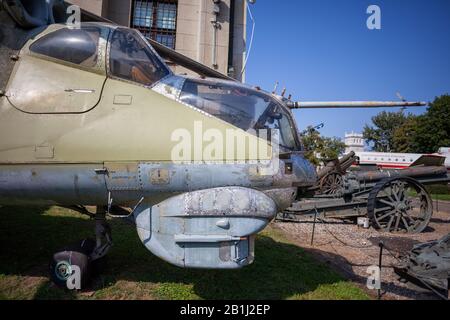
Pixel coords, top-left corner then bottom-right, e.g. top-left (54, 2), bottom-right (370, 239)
top-left (265, 153), bottom-right (317, 211)
top-left (275, 153), bottom-right (318, 188)
top-left (290, 154), bottom-right (318, 187)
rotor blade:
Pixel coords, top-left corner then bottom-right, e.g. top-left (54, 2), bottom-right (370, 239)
top-left (146, 38), bottom-right (236, 81)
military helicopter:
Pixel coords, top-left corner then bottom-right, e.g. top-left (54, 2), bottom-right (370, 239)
top-left (0, 0), bottom-right (426, 288)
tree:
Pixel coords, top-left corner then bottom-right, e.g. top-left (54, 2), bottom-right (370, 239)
top-left (392, 116), bottom-right (419, 153)
top-left (363, 111), bottom-right (411, 152)
top-left (409, 95), bottom-right (450, 153)
top-left (365, 94), bottom-right (450, 154)
top-left (321, 137), bottom-right (347, 160)
top-left (301, 126), bottom-right (346, 166)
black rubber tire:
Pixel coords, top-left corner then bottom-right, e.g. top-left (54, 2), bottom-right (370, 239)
top-left (49, 239), bottom-right (95, 290)
top-left (91, 256), bottom-right (108, 276)
top-left (71, 238), bottom-right (96, 255)
top-left (74, 238), bottom-right (107, 275)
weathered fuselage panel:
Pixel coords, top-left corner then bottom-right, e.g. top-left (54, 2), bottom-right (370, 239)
top-left (0, 20), bottom-right (317, 269)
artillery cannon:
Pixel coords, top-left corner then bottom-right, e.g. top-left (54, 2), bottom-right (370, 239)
top-left (313, 152), bottom-right (357, 196)
top-left (279, 165), bottom-right (450, 234)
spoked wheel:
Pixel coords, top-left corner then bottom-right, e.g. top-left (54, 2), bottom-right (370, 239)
top-left (319, 172), bottom-right (344, 196)
top-left (367, 177), bottom-right (433, 233)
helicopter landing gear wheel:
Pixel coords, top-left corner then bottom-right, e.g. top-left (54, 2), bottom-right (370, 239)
top-left (49, 239), bottom-right (94, 290)
top-left (319, 172), bottom-right (344, 196)
top-left (49, 207), bottom-right (112, 289)
top-left (367, 177), bottom-right (433, 233)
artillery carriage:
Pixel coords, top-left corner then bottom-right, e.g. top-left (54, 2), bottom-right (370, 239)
top-left (310, 151), bottom-right (358, 196)
top-left (279, 163), bottom-right (450, 234)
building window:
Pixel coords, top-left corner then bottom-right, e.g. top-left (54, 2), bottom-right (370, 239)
top-left (131, 0), bottom-right (178, 49)
top-left (156, 34), bottom-right (175, 49)
top-left (133, 1), bottom-right (153, 27)
top-left (156, 3), bottom-right (177, 29)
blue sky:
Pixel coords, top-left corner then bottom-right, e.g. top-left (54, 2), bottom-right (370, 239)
top-left (244, 0), bottom-right (450, 139)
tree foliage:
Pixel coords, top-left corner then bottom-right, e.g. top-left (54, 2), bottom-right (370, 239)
top-left (301, 127), bottom-right (346, 166)
top-left (392, 116), bottom-right (419, 153)
top-left (407, 95), bottom-right (450, 153)
top-left (364, 95), bottom-right (450, 153)
top-left (363, 111), bottom-right (412, 152)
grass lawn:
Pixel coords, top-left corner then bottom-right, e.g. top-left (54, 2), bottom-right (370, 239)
top-left (0, 206), bottom-right (370, 300)
top-left (426, 184), bottom-right (450, 201)
top-left (430, 194), bottom-right (450, 201)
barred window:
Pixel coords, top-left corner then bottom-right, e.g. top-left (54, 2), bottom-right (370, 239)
top-left (133, 1), bottom-right (153, 27)
top-left (155, 33), bottom-right (175, 49)
top-left (132, 0), bottom-right (177, 49)
top-left (156, 3), bottom-right (176, 29)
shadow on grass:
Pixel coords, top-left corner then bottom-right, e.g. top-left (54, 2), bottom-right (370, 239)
top-left (0, 206), bottom-right (361, 300)
top-left (275, 222), bottom-right (440, 300)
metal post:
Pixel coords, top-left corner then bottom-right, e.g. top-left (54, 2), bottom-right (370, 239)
top-left (211, 1), bottom-right (221, 69)
top-left (446, 278), bottom-right (449, 300)
top-left (311, 208), bottom-right (318, 246)
top-left (378, 241), bottom-right (384, 300)
top-left (436, 194), bottom-right (439, 213)
top-left (211, 21), bottom-right (218, 68)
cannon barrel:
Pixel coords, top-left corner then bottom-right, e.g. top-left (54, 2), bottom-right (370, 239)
top-left (353, 166), bottom-right (448, 183)
top-left (287, 101), bottom-right (427, 109)
top-left (339, 151), bottom-right (357, 170)
top-left (340, 152), bottom-right (357, 170)
top-left (317, 151), bottom-right (356, 180)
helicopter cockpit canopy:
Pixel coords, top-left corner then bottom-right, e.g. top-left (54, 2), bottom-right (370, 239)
top-left (109, 28), bottom-right (171, 86)
top-left (107, 27), bottom-right (301, 151)
top-left (9, 14), bottom-right (301, 150)
top-left (30, 26), bottom-right (101, 68)
top-left (178, 78), bottom-right (301, 151)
